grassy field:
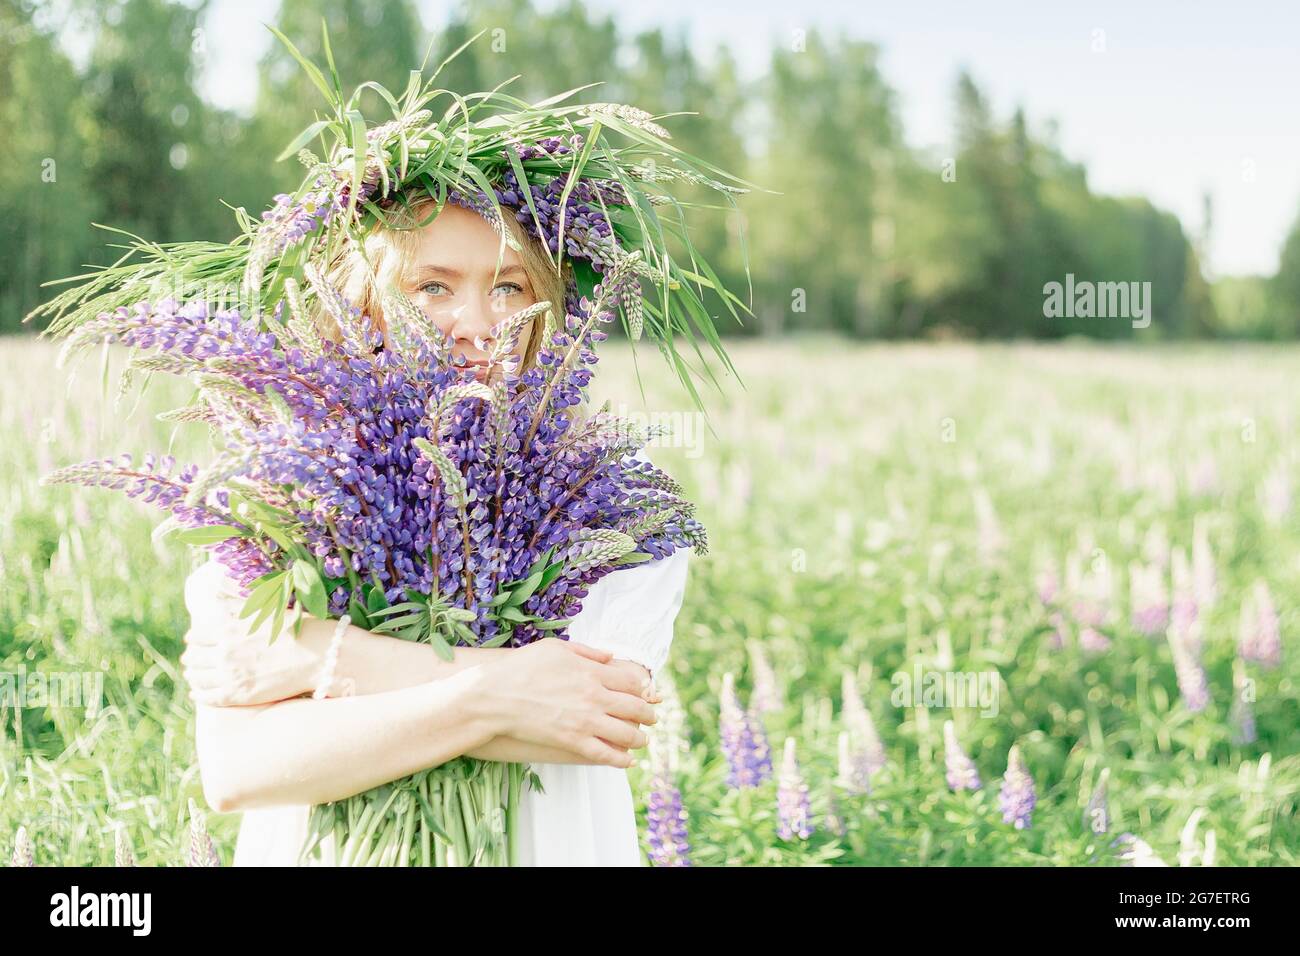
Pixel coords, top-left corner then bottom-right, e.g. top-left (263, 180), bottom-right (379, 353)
top-left (2, 336), bottom-right (1297, 865)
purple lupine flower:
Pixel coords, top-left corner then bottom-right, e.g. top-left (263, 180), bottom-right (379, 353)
top-left (1167, 623), bottom-right (1210, 712)
top-left (1084, 768), bottom-right (1110, 835)
top-left (644, 751), bottom-right (692, 867)
top-left (1239, 580), bottom-right (1282, 668)
top-left (943, 720), bottom-right (981, 792)
top-left (776, 738), bottom-right (814, 841)
top-left (10, 826), bottom-right (34, 867)
top-left (998, 745), bottom-right (1036, 830)
top-left (643, 731), bottom-right (691, 866)
top-left (719, 672), bottom-right (772, 789)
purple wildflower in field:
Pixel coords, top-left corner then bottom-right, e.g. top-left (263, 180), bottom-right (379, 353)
top-left (719, 673), bottom-right (773, 789)
top-left (943, 720), bottom-right (981, 792)
top-left (776, 738), bottom-right (814, 841)
top-left (643, 735), bottom-right (691, 866)
top-left (1084, 768), bottom-right (1110, 835)
top-left (1238, 581), bottom-right (1282, 668)
top-left (998, 745), bottom-right (1036, 830)
top-left (10, 826), bottom-right (34, 867)
top-left (645, 772), bottom-right (692, 866)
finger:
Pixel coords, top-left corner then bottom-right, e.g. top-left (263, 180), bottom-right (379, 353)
top-left (601, 689), bottom-right (657, 726)
top-left (595, 662), bottom-right (649, 699)
top-left (594, 713), bottom-right (648, 751)
top-left (581, 737), bottom-right (636, 769)
top-left (610, 660), bottom-right (657, 701)
top-left (565, 641), bottom-right (613, 663)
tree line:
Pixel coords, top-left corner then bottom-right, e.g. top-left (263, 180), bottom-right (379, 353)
top-left (3, 0), bottom-right (1296, 338)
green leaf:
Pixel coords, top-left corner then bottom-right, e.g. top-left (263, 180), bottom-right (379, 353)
top-left (371, 613), bottom-right (426, 632)
top-left (504, 570), bottom-right (544, 606)
top-left (171, 524), bottom-right (246, 546)
top-left (497, 605), bottom-right (530, 624)
top-left (366, 586), bottom-right (391, 614)
top-left (239, 571), bottom-right (286, 620)
top-left (532, 617), bottom-right (574, 631)
top-left (348, 594), bottom-right (371, 630)
top-left (538, 562), bottom-right (566, 591)
top-left (428, 631), bottom-right (455, 662)
top-left (479, 629), bottom-right (513, 648)
top-left (266, 25), bottom-right (337, 109)
top-left (292, 559), bottom-right (329, 619)
top-left (369, 601), bottom-right (423, 618)
top-left (276, 118), bottom-right (332, 163)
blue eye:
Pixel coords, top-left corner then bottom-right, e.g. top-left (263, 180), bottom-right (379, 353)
top-left (420, 281), bottom-right (448, 295)
top-left (492, 282), bottom-right (524, 295)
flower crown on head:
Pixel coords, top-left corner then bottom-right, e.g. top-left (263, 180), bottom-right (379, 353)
top-left (30, 27), bottom-right (762, 411)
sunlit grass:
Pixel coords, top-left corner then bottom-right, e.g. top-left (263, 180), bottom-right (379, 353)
top-left (3, 337), bottom-right (1297, 865)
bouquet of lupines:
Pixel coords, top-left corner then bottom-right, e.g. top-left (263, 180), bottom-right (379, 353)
top-left (42, 247), bottom-right (707, 866)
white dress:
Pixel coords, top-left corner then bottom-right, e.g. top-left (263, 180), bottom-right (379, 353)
top-left (186, 544), bottom-right (691, 867)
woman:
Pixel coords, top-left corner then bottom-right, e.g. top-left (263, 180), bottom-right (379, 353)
top-left (180, 195), bottom-right (692, 866)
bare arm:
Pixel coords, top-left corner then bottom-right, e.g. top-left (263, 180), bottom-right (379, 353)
top-left (195, 666), bottom-right (497, 812)
top-left (182, 561), bottom-right (658, 770)
top-left (195, 636), bottom-right (654, 813)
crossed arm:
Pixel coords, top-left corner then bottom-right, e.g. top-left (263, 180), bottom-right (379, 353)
top-left (182, 562), bottom-right (660, 811)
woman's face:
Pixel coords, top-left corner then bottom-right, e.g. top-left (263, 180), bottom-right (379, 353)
top-left (401, 202), bottom-right (537, 383)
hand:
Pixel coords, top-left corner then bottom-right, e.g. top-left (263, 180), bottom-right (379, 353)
top-left (470, 638), bottom-right (658, 768)
top-left (181, 561), bottom-right (327, 706)
top-left (612, 659), bottom-right (662, 704)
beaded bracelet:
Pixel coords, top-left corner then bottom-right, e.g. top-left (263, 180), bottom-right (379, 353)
top-left (312, 614), bottom-right (352, 700)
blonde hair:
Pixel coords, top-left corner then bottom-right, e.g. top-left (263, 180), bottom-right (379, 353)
top-left (318, 192), bottom-right (570, 371)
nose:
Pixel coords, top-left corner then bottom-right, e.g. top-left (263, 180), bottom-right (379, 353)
top-left (443, 295), bottom-right (506, 357)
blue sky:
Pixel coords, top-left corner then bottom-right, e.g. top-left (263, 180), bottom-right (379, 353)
top-left (96, 0), bottom-right (1300, 276)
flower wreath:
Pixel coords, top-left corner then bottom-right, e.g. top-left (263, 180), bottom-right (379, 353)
top-left (32, 27), bottom-right (761, 410)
